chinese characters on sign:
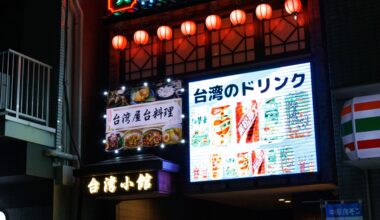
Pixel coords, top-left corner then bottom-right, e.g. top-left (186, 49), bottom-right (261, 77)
top-left (105, 98), bottom-right (182, 152)
top-left (107, 99), bottom-right (181, 131)
top-left (325, 203), bottom-right (363, 220)
top-left (188, 63), bottom-right (318, 182)
top-left (87, 173), bottom-right (154, 195)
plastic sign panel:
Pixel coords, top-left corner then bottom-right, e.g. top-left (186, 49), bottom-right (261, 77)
top-left (104, 80), bottom-right (183, 152)
top-left (107, 0), bottom-right (213, 15)
top-left (105, 98), bottom-right (182, 151)
top-left (325, 203), bottom-right (363, 220)
top-left (341, 94), bottom-right (380, 160)
top-left (108, 0), bottom-right (138, 13)
top-left (188, 62), bottom-right (318, 182)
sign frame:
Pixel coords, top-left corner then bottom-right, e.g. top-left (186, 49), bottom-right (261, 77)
top-left (184, 59), bottom-right (335, 191)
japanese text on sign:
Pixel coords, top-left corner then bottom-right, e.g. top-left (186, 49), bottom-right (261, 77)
top-left (193, 73), bottom-right (305, 104)
top-left (188, 63), bottom-right (318, 183)
top-left (326, 203), bottom-right (363, 220)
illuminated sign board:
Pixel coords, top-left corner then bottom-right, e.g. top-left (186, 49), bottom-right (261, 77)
top-left (86, 171), bottom-right (161, 196)
top-left (105, 80), bottom-right (183, 152)
top-left (325, 202), bottom-right (363, 220)
top-left (0, 211), bottom-right (6, 220)
top-left (108, 0), bottom-right (138, 13)
top-left (107, 0), bottom-right (213, 14)
top-left (188, 62), bottom-right (318, 182)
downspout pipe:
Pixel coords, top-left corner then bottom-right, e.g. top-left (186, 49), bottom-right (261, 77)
top-left (70, 0), bottom-right (83, 162)
top-left (56, 0), bottom-right (68, 152)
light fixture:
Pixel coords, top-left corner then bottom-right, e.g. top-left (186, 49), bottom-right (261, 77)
top-left (143, 82), bottom-right (148, 87)
top-left (278, 198), bottom-right (285, 202)
top-left (285, 200), bottom-right (292, 203)
top-left (205, 14), bottom-right (222, 31)
top-left (284, 0), bottom-right (302, 20)
top-left (181, 20), bottom-right (197, 37)
top-left (230, 9), bottom-right (247, 26)
top-left (134, 30), bottom-right (149, 46)
top-left (160, 143), bottom-right (165, 148)
top-left (115, 150), bottom-right (119, 154)
top-left (181, 139), bottom-right (186, 144)
top-left (166, 78), bottom-right (171, 83)
top-left (181, 114), bottom-right (185, 119)
top-left (103, 91), bottom-right (108, 96)
top-left (112, 35), bottom-right (128, 50)
top-left (0, 211), bottom-right (6, 220)
top-left (180, 88), bottom-right (185, 92)
top-left (102, 139), bottom-right (106, 144)
top-left (137, 147), bottom-right (142, 151)
top-left (157, 25), bottom-right (173, 41)
top-left (255, 3), bottom-right (273, 21)
top-left (103, 114), bottom-right (107, 119)
top-left (121, 86), bottom-right (126, 91)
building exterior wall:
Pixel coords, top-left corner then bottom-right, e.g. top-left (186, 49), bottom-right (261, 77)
top-left (323, 0), bottom-right (380, 219)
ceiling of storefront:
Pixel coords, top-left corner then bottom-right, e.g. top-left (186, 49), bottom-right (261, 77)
top-left (189, 183), bottom-right (336, 210)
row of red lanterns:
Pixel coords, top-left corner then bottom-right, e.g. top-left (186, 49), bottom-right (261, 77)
top-left (112, 0), bottom-right (302, 50)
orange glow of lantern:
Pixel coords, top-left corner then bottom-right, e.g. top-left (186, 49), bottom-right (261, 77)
top-left (284, 0), bottom-right (303, 20)
top-left (181, 20), bottom-right (197, 37)
top-left (157, 26), bottom-right (173, 41)
top-left (112, 35), bottom-right (127, 50)
top-left (255, 3), bottom-right (272, 21)
top-left (205, 14), bottom-right (222, 31)
top-left (230, 9), bottom-right (247, 26)
top-left (133, 30), bottom-right (149, 46)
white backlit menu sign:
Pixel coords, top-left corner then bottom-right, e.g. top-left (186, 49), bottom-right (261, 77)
top-left (188, 62), bottom-right (318, 182)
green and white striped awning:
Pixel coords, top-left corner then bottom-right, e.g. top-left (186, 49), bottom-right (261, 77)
top-left (341, 94), bottom-right (380, 160)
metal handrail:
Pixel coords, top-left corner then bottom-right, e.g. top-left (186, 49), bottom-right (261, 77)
top-left (0, 49), bottom-right (52, 127)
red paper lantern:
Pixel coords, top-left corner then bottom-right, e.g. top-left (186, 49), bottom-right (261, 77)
top-left (205, 15), bottom-right (222, 31)
top-left (285, 0), bottom-right (303, 19)
top-left (181, 20), bottom-right (197, 36)
top-left (157, 26), bottom-right (173, 41)
top-left (133, 30), bottom-right (149, 46)
top-left (230, 9), bottom-right (247, 26)
top-left (255, 3), bottom-right (272, 21)
top-left (112, 35), bottom-right (127, 50)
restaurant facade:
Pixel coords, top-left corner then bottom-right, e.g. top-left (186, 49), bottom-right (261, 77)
top-left (78, 0), bottom-right (337, 219)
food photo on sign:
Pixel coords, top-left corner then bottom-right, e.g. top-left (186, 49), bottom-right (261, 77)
top-left (104, 80), bottom-right (183, 152)
top-left (188, 63), bottom-right (318, 182)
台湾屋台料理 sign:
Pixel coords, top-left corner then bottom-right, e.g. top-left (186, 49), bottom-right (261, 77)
top-left (105, 98), bottom-right (182, 152)
top-left (188, 62), bottom-right (318, 182)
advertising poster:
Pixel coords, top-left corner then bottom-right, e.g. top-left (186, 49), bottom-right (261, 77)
top-left (188, 63), bottom-right (318, 182)
top-left (105, 80), bottom-right (183, 152)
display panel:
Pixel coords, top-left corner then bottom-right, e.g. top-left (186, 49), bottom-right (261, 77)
top-left (188, 62), bottom-right (318, 182)
top-left (105, 80), bottom-right (183, 152)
